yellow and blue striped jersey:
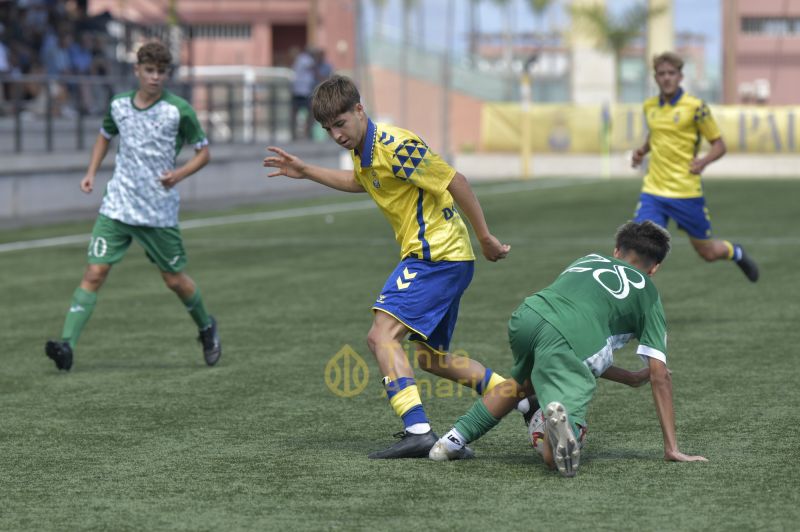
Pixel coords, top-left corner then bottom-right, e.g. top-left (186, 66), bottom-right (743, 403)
top-left (351, 119), bottom-right (474, 262)
top-left (642, 89), bottom-right (722, 198)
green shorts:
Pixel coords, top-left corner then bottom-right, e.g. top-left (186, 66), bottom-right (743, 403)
top-left (87, 214), bottom-right (188, 273)
top-left (508, 303), bottom-right (596, 434)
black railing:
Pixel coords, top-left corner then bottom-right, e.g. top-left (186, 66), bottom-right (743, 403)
top-left (0, 75), bottom-right (294, 154)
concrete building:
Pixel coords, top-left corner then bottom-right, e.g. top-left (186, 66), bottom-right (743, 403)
top-left (88, 0), bottom-right (356, 71)
top-left (723, 0), bottom-right (800, 104)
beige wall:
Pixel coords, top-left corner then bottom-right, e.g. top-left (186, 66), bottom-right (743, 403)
top-left (724, 0), bottom-right (800, 104)
top-left (368, 65), bottom-right (483, 156)
top-left (88, 0), bottom-right (355, 70)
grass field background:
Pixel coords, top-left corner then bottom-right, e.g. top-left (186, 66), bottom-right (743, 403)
top-left (1, 178), bottom-right (798, 531)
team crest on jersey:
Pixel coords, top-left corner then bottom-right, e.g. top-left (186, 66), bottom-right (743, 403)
top-left (673, 112), bottom-right (680, 123)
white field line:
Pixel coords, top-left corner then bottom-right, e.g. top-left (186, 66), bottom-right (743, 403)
top-left (0, 179), bottom-right (598, 254)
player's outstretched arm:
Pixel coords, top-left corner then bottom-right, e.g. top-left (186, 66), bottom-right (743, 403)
top-left (648, 357), bottom-right (708, 463)
top-left (161, 146), bottom-right (210, 189)
top-left (600, 365), bottom-right (650, 387)
top-left (447, 172), bottom-right (510, 262)
top-left (263, 146), bottom-right (364, 193)
top-left (81, 133), bottom-right (111, 193)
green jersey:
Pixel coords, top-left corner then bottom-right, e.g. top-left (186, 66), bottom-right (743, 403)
top-left (525, 254), bottom-right (667, 376)
top-left (99, 90), bottom-right (208, 228)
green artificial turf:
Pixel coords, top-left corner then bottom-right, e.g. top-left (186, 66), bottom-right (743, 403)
top-left (0, 178), bottom-right (797, 531)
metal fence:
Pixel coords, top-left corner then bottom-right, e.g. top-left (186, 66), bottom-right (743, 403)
top-left (0, 74), bottom-right (295, 155)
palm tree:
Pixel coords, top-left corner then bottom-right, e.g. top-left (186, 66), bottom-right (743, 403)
top-left (570, 1), bottom-right (665, 101)
top-left (526, 0), bottom-right (556, 27)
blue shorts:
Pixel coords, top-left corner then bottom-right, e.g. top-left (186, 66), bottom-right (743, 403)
top-left (372, 257), bottom-right (475, 352)
top-left (633, 193), bottom-right (712, 240)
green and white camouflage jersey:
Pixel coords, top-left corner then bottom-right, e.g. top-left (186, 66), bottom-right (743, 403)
top-left (525, 253), bottom-right (668, 376)
top-left (99, 90), bottom-right (208, 227)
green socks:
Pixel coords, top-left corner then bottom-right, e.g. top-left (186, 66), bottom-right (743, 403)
top-left (453, 399), bottom-right (501, 443)
top-left (182, 289), bottom-right (211, 329)
top-left (61, 287), bottom-right (98, 348)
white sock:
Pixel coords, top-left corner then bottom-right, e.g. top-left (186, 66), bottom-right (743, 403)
top-left (516, 397), bottom-right (531, 414)
top-left (406, 422), bottom-right (431, 435)
top-left (442, 428), bottom-right (467, 451)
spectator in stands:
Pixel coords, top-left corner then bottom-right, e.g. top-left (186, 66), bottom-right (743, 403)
top-left (68, 30), bottom-right (93, 113)
top-left (314, 47), bottom-right (333, 83)
top-left (290, 46), bottom-right (316, 140)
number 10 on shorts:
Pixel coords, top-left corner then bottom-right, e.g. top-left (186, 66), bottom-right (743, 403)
top-left (88, 236), bottom-right (108, 258)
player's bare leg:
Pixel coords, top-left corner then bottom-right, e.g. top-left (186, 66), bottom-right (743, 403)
top-left (690, 238), bottom-right (758, 281)
top-left (367, 311), bottom-right (437, 458)
top-left (413, 342), bottom-right (497, 389)
top-left (689, 238), bottom-right (731, 262)
top-left (80, 263), bottom-right (112, 291)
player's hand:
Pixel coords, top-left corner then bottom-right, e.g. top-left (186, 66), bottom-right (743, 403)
top-left (689, 158), bottom-right (707, 174)
top-left (263, 146), bottom-right (307, 179)
top-left (160, 170), bottom-right (184, 189)
top-left (80, 174), bottom-right (95, 193)
top-left (631, 148), bottom-right (646, 168)
top-left (479, 235), bottom-right (510, 262)
top-left (664, 449), bottom-right (708, 462)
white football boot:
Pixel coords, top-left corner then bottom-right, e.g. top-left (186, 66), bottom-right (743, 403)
top-left (428, 434), bottom-right (475, 461)
top-left (544, 401), bottom-right (580, 477)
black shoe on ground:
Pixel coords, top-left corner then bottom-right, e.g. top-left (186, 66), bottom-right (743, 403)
top-left (368, 430), bottom-right (438, 459)
top-left (734, 244), bottom-right (759, 282)
top-left (45, 340), bottom-right (73, 371)
top-left (198, 316), bottom-right (221, 366)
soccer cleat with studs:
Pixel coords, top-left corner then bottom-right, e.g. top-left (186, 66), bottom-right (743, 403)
top-left (545, 401), bottom-right (580, 478)
top-left (198, 315), bottom-right (221, 366)
top-left (733, 244), bottom-right (759, 282)
top-left (368, 430), bottom-right (439, 459)
top-left (428, 437), bottom-right (475, 461)
top-left (45, 340), bottom-right (73, 371)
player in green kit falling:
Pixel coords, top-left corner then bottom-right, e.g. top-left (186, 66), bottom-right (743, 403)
top-left (44, 41), bottom-right (220, 370)
top-left (429, 221), bottom-right (708, 476)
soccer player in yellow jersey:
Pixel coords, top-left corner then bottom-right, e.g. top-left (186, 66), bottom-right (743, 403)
top-left (263, 75), bottom-right (511, 459)
top-left (631, 52), bottom-right (758, 282)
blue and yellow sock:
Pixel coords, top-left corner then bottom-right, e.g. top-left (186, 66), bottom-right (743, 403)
top-left (384, 377), bottom-right (430, 434)
top-left (475, 368), bottom-right (506, 395)
top-left (723, 240), bottom-right (743, 262)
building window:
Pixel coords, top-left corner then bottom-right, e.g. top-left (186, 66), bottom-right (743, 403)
top-left (741, 17), bottom-right (800, 35)
top-left (189, 24), bottom-right (252, 39)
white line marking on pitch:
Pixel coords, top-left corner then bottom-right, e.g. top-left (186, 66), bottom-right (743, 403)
top-left (0, 179), bottom-right (599, 254)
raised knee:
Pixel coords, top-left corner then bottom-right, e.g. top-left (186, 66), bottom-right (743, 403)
top-left (162, 275), bottom-right (184, 292)
top-left (82, 265), bottom-right (109, 289)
